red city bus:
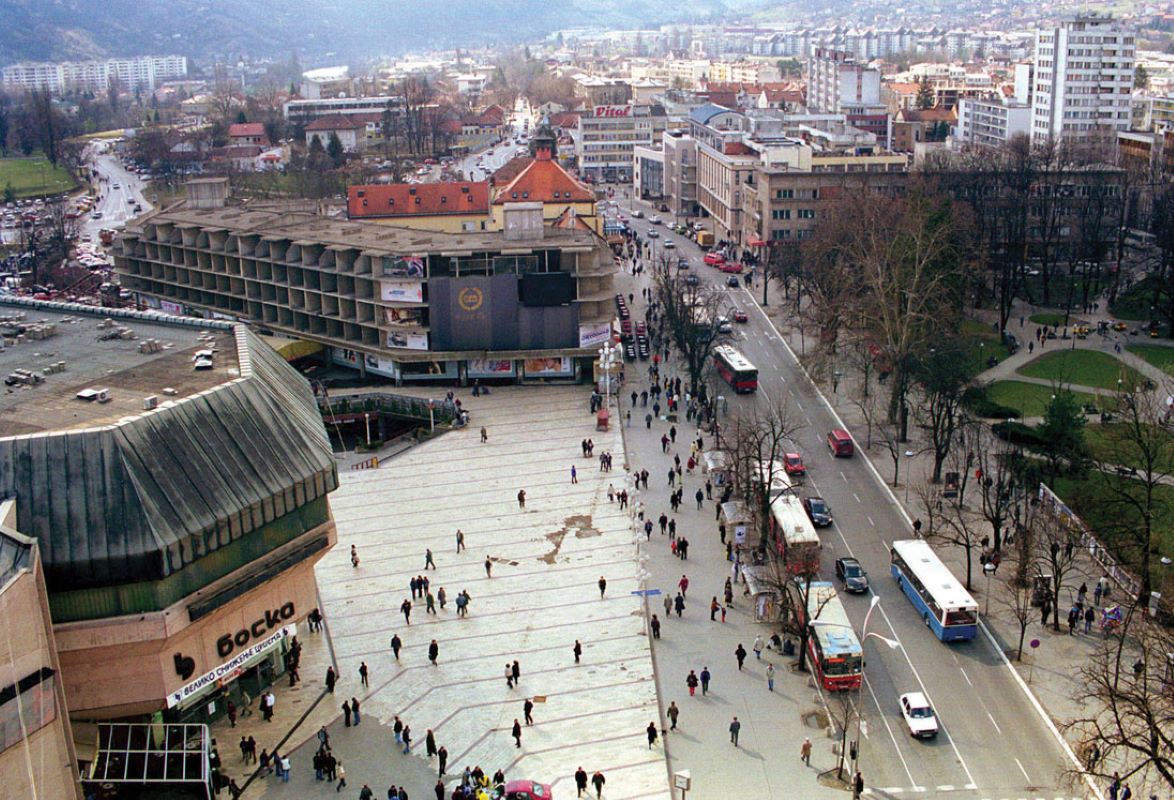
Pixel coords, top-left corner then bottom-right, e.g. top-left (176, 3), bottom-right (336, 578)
top-left (713, 345), bottom-right (758, 393)
top-left (769, 493), bottom-right (821, 575)
top-left (793, 581), bottom-right (864, 691)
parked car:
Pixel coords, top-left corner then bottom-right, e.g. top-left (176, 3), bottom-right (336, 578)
top-left (834, 557), bottom-right (869, 592)
top-left (677, 257), bottom-right (690, 269)
top-left (732, 309), bottom-right (749, 323)
top-left (719, 262), bottom-right (743, 274)
top-left (805, 496), bottom-right (833, 528)
top-left (783, 452), bottom-right (806, 479)
top-left (632, 209), bottom-right (644, 218)
top-left (650, 215), bottom-right (662, 225)
top-left (685, 274), bottom-right (700, 286)
top-left (726, 275), bottom-right (740, 287)
top-left (663, 240), bottom-right (676, 249)
top-left (899, 693), bottom-right (939, 739)
top-left (827, 429), bottom-right (854, 457)
top-left (704, 252), bottom-right (726, 266)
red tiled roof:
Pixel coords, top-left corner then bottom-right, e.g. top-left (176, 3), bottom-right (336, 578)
top-left (347, 182), bottom-right (491, 219)
top-left (477, 104), bottom-right (506, 125)
top-left (547, 111), bottom-right (580, 129)
top-left (305, 115), bottom-right (367, 132)
top-left (492, 153), bottom-right (593, 205)
top-left (491, 156), bottom-right (533, 184)
top-left (229, 123), bottom-right (266, 138)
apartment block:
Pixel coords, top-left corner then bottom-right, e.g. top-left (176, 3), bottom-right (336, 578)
top-left (575, 103), bottom-right (663, 183)
top-left (2, 55), bottom-right (188, 94)
top-left (1032, 14), bottom-right (1135, 142)
top-left (807, 49), bottom-right (882, 115)
top-left (955, 97), bottom-right (1032, 149)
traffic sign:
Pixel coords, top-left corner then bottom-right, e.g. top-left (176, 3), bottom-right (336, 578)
top-left (631, 588), bottom-right (663, 597)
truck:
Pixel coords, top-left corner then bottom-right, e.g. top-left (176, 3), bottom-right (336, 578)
top-left (99, 229), bottom-right (115, 247)
top-left (696, 230), bottom-right (714, 247)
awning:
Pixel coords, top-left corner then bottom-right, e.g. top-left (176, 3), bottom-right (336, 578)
top-left (747, 238), bottom-right (767, 247)
top-left (261, 335), bottom-right (325, 361)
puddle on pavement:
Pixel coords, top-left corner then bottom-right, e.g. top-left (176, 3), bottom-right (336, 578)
top-left (538, 515), bottom-right (601, 563)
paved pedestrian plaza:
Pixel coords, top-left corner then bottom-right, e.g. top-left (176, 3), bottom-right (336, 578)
top-left (304, 385), bottom-right (670, 798)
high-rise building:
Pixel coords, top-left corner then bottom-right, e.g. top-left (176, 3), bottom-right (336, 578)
top-left (1, 55), bottom-right (188, 94)
top-left (1031, 15), bottom-right (1135, 142)
top-left (806, 49), bottom-right (882, 115)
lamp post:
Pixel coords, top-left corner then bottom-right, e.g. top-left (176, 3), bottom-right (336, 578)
top-left (903, 450), bottom-right (915, 503)
top-left (832, 369), bottom-right (843, 402)
top-left (983, 560), bottom-right (997, 616)
top-left (811, 596), bottom-right (899, 780)
top-left (599, 340), bottom-right (619, 413)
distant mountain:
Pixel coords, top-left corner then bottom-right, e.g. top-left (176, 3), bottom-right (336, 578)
top-left (0, 0), bottom-right (757, 66)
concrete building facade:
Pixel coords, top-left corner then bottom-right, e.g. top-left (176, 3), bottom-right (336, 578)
top-left (1, 55), bottom-right (187, 94)
top-left (955, 97), bottom-right (1033, 148)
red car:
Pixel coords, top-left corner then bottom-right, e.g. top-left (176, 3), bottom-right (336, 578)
top-left (732, 309), bottom-right (749, 323)
top-left (783, 452), bottom-right (806, 479)
top-left (703, 252), bottom-right (726, 266)
top-left (635, 321), bottom-right (647, 335)
top-left (719, 262), bottom-right (743, 274)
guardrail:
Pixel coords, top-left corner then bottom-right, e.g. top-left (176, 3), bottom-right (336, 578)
top-left (351, 456), bottom-right (379, 471)
top-left (317, 392), bottom-right (461, 427)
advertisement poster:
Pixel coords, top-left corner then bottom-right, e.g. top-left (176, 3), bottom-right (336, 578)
top-left (524, 357), bottom-right (572, 377)
top-left (363, 354), bottom-right (398, 379)
top-left (578, 322), bottom-right (612, 349)
top-left (386, 331), bottom-right (429, 351)
top-left (468, 358), bottom-right (516, 377)
top-left (160, 300), bottom-right (184, 315)
top-left (331, 348), bottom-right (361, 367)
top-left (383, 307), bottom-right (424, 326)
top-left (381, 281), bottom-right (424, 303)
top-left (381, 255), bottom-right (425, 277)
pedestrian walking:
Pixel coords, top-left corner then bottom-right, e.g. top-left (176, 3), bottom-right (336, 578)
top-left (667, 701), bottom-right (679, 730)
top-left (227, 700), bottom-right (237, 727)
top-left (1084, 605), bottom-right (1095, 634)
top-left (485, 557), bottom-right (493, 577)
top-left (650, 614), bottom-right (661, 638)
top-left (352, 696), bottom-right (361, 725)
top-left (512, 660), bottom-right (521, 685)
top-left (512, 719), bottom-right (523, 748)
top-left (358, 661), bottom-right (369, 687)
top-left (647, 721), bottom-right (659, 749)
top-left (575, 767), bottom-right (589, 797)
top-left (674, 592), bottom-right (685, 617)
top-left (437, 586), bottom-right (446, 609)
top-left (753, 635), bottom-right (764, 660)
top-left (700, 666), bottom-right (711, 695)
top-left (390, 634), bottom-right (402, 661)
top-left (735, 643), bottom-right (747, 670)
top-left (729, 716), bottom-right (741, 746)
top-left (335, 761), bottom-right (346, 792)
top-left (351, 545), bottom-right (360, 568)
top-left (686, 670), bottom-right (699, 696)
top-left (598, 576), bottom-right (607, 598)
top-left (853, 770), bottom-right (864, 800)
top-left (678, 574), bottom-right (689, 597)
top-left (801, 737), bottom-right (812, 765)
top-left (402, 724), bottom-right (411, 754)
top-left (401, 598), bottom-right (412, 624)
top-left (571, 465), bottom-right (578, 484)
top-left (342, 699), bottom-right (352, 727)
top-left (506, 663), bottom-right (515, 689)
top-left (425, 729), bottom-right (437, 757)
top-left (517, 489), bottom-right (526, 508)
top-left (710, 596), bottom-right (720, 620)
top-left (438, 745), bottom-right (448, 776)
top-left (481, 426), bottom-right (488, 443)
top-left (456, 529), bottom-right (465, 552)
top-left (393, 716), bottom-right (403, 743)
top-left (428, 639), bottom-right (439, 665)
top-left (574, 639), bottom-right (583, 663)
top-left (524, 697), bottom-right (534, 725)
top-left (695, 488), bottom-right (704, 510)
top-left (425, 548), bottom-right (436, 569)
top-left (767, 663), bottom-right (776, 691)
top-left (325, 666), bottom-right (337, 693)
top-left (591, 771), bottom-right (606, 799)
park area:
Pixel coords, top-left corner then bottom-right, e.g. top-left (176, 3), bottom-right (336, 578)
top-left (0, 155), bottom-right (77, 198)
top-left (1127, 344), bottom-right (1174, 377)
top-left (1017, 349), bottom-right (1146, 391)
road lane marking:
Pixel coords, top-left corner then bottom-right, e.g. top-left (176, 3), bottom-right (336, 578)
top-left (863, 674), bottom-right (920, 787)
top-left (867, 516), bottom-right (875, 527)
top-left (853, 493), bottom-right (862, 503)
top-left (988, 712), bottom-right (1003, 734)
top-left (960, 667), bottom-right (973, 686)
top-left (840, 470), bottom-right (848, 482)
top-left (1013, 758), bottom-right (1031, 781)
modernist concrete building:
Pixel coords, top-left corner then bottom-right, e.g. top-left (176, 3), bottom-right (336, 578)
top-left (115, 184), bottom-right (617, 384)
top-left (0, 299), bottom-right (338, 730)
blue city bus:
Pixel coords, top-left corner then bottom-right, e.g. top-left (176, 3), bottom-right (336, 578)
top-left (890, 539), bottom-right (978, 642)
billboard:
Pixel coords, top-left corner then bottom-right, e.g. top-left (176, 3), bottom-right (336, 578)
top-left (524, 357), bottom-right (573, 377)
top-left (593, 105), bottom-right (631, 118)
top-left (579, 322), bottom-right (612, 348)
top-left (381, 255), bottom-right (425, 277)
top-left (430, 276), bottom-right (578, 351)
top-left (383, 307), bottom-right (424, 326)
top-left (468, 358), bottom-right (516, 378)
top-left (381, 280), bottom-right (424, 303)
top-left (387, 331), bottom-right (429, 351)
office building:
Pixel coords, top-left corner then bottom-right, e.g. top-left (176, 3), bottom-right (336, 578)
top-left (115, 181), bottom-right (617, 384)
top-left (575, 103), bottom-right (663, 183)
top-left (1032, 15), bottom-right (1135, 142)
top-left (955, 97), bottom-right (1032, 149)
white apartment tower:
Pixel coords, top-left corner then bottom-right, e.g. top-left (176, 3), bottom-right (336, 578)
top-left (806, 49), bottom-right (881, 115)
top-left (1031, 15), bottom-right (1135, 143)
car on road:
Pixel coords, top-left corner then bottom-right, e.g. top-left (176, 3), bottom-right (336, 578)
top-left (732, 309), bottom-right (749, 323)
top-left (899, 693), bottom-right (938, 739)
top-left (632, 209), bottom-right (644, 218)
top-left (718, 317), bottom-right (733, 334)
top-left (112, 183), bottom-right (121, 189)
top-left (726, 275), bottom-right (740, 287)
top-left (92, 212), bottom-right (103, 219)
top-left (719, 262), bottom-right (743, 274)
top-left (684, 274), bottom-right (700, 286)
top-left (677, 258), bottom-right (690, 269)
top-left (827, 429), bottom-right (854, 458)
top-left (704, 252), bottom-right (725, 266)
top-left (805, 496), bottom-right (834, 528)
top-left (650, 215), bottom-right (662, 225)
top-left (782, 452), bottom-right (806, 479)
top-left (663, 240), bottom-right (676, 249)
top-left (647, 229), bottom-right (660, 238)
top-left (834, 557), bottom-right (869, 593)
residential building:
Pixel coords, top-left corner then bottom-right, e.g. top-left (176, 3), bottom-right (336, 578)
top-left (283, 95), bottom-right (402, 125)
top-left (575, 103), bottom-right (662, 183)
top-left (305, 116), bottom-right (368, 153)
top-left (633, 145), bottom-right (665, 200)
top-left (1032, 14), bottom-right (1135, 142)
top-left (807, 49), bottom-right (882, 115)
top-left (955, 96), bottom-right (1032, 149)
top-left (490, 144), bottom-right (600, 234)
top-left (573, 75), bottom-right (633, 106)
top-left (1, 55), bottom-right (187, 94)
top-left (348, 182), bottom-right (492, 232)
top-left (696, 139), bottom-right (759, 248)
top-left (228, 122), bottom-right (269, 147)
top-left (115, 181), bottom-right (617, 384)
top-left (892, 107), bottom-right (957, 152)
top-left (0, 296), bottom-right (338, 729)
top-left (663, 131), bottom-right (700, 220)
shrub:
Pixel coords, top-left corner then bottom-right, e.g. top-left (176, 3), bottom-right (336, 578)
top-left (963, 386), bottom-right (1020, 419)
top-left (992, 420), bottom-right (1045, 447)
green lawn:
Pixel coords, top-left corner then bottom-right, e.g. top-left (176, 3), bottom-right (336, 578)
top-left (961, 318), bottom-right (1013, 371)
top-left (1051, 475), bottom-right (1174, 591)
top-left (1127, 344), bottom-right (1174, 376)
top-left (986, 380), bottom-right (1108, 418)
top-left (1083, 423), bottom-right (1174, 474)
top-left (1030, 313), bottom-right (1068, 327)
top-left (0, 156), bottom-right (77, 198)
top-left (1110, 278), bottom-right (1160, 323)
top-left (1017, 350), bottom-right (1145, 391)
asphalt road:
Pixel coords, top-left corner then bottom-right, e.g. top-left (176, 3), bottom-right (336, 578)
top-left (620, 192), bottom-right (1085, 799)
top-left (84, 145), bottom-right (151, 237)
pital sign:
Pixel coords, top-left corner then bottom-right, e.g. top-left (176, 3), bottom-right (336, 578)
top-left (167, 624), bottom-right (296, 708)
top-left (594, 105), bottom-right (631, 118)
top-left (217, 602), bottom-right (296, 658)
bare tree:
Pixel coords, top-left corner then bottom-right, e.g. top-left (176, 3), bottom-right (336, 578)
top-left (1002, 568), bottom-right (1035, 662)
top-left (652, 255), bottom-right (734, 395)
top-left (914, 338), bottom-right (976, 483)
top-left (921, 487), bottom-right (983, 590)
top-left (1064, 599), bottom-right (1174, 790)
top-left (1032, 510), bottom-right (1082, 632)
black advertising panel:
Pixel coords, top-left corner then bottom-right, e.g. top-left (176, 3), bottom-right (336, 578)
top-left (428, 276), bottom-right (519, 350)
top-left (520, 272), bottom-right (575, 306)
